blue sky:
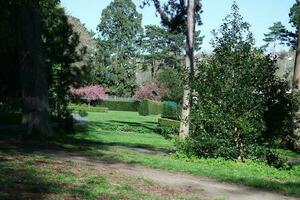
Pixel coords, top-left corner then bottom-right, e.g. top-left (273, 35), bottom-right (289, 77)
top-left (61, 0), bottom-right (295, 52)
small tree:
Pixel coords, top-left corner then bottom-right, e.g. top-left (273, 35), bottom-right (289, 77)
top-left (183, 2), bottom-right (289, 160)
top-left (70, 85), bottom-right (108, 102)
top-left (133, 84), bottom-right (167, 101)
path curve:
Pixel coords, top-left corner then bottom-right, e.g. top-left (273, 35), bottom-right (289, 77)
top-left (36, 150), bottom-right (299, 200)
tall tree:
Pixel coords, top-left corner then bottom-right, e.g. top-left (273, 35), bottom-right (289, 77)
top-left (142, 0), bottom-right (202, 138)
top-left (142, 25), bottom-right (183, 81)
top-left (180, 0), bottom-right (197, 138)
top-left (290, 0), bottom-right (300, 149)
top-left (19, 1), bottom-right (52, 136)
top-left (263, 22), bottom-right (286, 53)
top-left (97, 0), bottom-right (143, 97)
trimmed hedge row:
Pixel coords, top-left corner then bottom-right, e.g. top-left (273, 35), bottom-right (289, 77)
top-left (69, 104), bottom-right (109, 113)
top-left (138, 100), bottom-right (163, 116)
top-left (158, 117), bottom-right (180, 128)
top-left (162, 101), bottom-right (180, 120)
top-left (98, 100), bottom-right (139, 112)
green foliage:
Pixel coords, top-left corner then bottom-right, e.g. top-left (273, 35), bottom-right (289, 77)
top-left (161, 101), bottom-right (180, 120)
top-left (158, 118), bottom-right (180, 128)
top-left (157, 68), bottom-right (183, 102)
top-left (263, 22), bottom-right (286, 51)
top-left (99, 100), bottom-right (140, 112)
top-left (138, 100), bottom-right (163, 116)
top-left (69, 104), bottom-right (108, 113)
top-left (96, 0), bottom-right (143, 97)
top-left (0, 0), bottom-right (84, 128)
top-left (184, 2), bottom-right (291, 161)
top-left (142, 25), bottom-right (184, 80)
top-left (78, 110), bottom-right (88, 117)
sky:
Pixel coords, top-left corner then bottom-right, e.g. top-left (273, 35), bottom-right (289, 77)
top-left (60, 0), bottom-right (295, 52)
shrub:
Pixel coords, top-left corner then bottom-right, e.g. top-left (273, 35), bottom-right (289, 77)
top-left (69, 85), bottom-right (108, 101)
top-left (157, 68), bottom-right (183, 102)
top-left (78, 110), bottom-right (88, 117)
top-left (133, 84), bottom-right (167, 101)
top-left (158, 118), bottom-right (180, 128)
top-left (138, 100), bottom-right (162, 116)
top-left (99, 100), bottom-right (140, 112)
top-left (157, 118), bottom-right (180, 139)
top-left (69, 104), bottom-right (108, 113)
top-left (162, 101), bottom-right (180, 120)
top-left (182, 3), bottom-right (292, 161)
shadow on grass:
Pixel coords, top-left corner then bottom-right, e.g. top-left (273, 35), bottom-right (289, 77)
top-left (0, 147), bottom-right (95, 200)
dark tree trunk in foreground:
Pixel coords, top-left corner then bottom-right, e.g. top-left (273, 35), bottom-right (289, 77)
top-left (292, 23), bottom-right (300, 150)
top-left (19, 1), bottom-right (53, 137)
top-left (179, 0), bottom-right (196, 138)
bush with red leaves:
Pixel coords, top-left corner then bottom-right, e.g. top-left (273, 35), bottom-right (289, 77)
top-left (69, 85), bottom-right (108, 100)
top-left (133, 84), bottom-right (167, 101)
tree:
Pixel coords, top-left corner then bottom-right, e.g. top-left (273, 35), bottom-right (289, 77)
top-left (0, 0), bottom-right (85, 133)
top-left (182, 2), bottom-right (289, 160)
top-left (96, 0), bottom-right (143, 97)
top-left (179, 0), bottom-right (197, 138)
top-left (18, 1), bottom-right (53, 136)
top-left (39, 0), bottom-right (85, 126)
top-left (263, 22), bottom-right (286, 53)
top-left (142, 0), bottom-right (202, 138)
top-left (142, 25), bottom-right (184, 81)
top-left (290, 0), bottom-right (300, 149)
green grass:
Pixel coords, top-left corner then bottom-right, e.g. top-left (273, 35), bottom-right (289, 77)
top-left (1, 110), bottom-right (300, 198)
top-left (52, 111), bottom-right (300, 197)
top-left (0, 144), bottom-right (195, 200)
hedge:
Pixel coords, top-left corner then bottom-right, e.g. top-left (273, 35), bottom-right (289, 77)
top-left (162, 101), bottom-right (180, 120)
top-left (98, 100), bottom-right (139, 112)
top-left (138, 100), bottom-right (163, 116)
top-left (69, 104), bottom-right (109, 113)
top-left (158, 118), bottom-right (180, 128)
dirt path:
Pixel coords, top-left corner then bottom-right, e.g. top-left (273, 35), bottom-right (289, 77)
top-left (36, 150), bottom-right (299, 200)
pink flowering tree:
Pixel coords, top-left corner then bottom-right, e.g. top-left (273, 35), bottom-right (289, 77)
top-left (133, 84), bottom-right (167, 101)
top-left (69, 85), bottom-right (108, 101)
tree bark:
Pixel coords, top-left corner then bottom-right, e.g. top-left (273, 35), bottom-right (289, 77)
top-left (151, 60), bottom-right (159, 82)
top-left (19, 1), bottom-right (53, 137)
top-left (179, 0), bottom-right (196, 138)
top-left (292, 23), bottom-right (300, 150)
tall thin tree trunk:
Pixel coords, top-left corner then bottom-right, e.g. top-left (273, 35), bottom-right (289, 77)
top-left (179, 0), bottom-right (196, 138)
top-left (19, 1), bottom-right (53, 137)
top-left (292, 23), bottom-right (300, 150)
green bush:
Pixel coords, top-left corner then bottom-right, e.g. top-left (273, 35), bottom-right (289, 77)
top-left (157, 118), bottom-right (180, 139)
top-left (138, 100), bottom-right (162, 116)
top-left (78, 110), bottom-right (88, 117)
top-left (180, 4), bottom-right (292, 162)
top-left (99, 100), bottom-right (139, 112)
top-left (162, 101), bottom-right (180, 120)
top-left (69, 104), bottom-right (108, 113)
top-left (158, 118), bottom-right (180, 128)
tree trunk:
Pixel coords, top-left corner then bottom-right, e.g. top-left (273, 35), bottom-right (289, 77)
top-left (292, 23), bottom-right (300, 150)
top-left (151, 60), bottom-right (159, 82)
top-left (19, 1), bottom-right (53, 137)
top-left (179, 0), bottom-right (196, 138)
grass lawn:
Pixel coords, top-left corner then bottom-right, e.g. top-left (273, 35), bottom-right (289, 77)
top-left (0, 143), bottom-right (198, 200)
top-left (51, 111), bottom-right (300, 197)
top-left (1, 111), bottom-right (300, 198)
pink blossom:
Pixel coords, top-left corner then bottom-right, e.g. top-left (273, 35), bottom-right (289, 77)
top-left (133, 84), bottom-right (167, 101)
top-left (69, 85), bottom-right (108, 100)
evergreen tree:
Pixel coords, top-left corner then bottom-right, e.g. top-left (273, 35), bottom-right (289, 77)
top-left (96, 0), bottom-right (143, 97)
top-left (263, 22), bottom-right (286, 53)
